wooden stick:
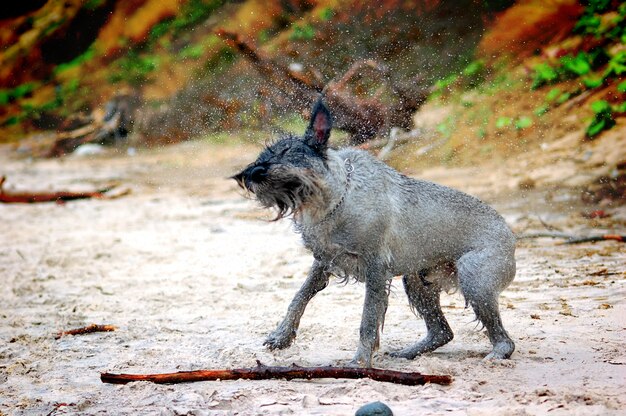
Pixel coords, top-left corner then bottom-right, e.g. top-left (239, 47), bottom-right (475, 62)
top-left (0, 176), bottom-right (121, 204)
top-left (516, 232), bottom-right (625, 244)
top-left (55, 324), bottom-right (116, 340)
top-left (101, 360), bottom-right (452, 386)
top-left (565, 234), bottom-right (624, 244)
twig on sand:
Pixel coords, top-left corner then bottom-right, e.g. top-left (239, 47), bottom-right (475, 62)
top-left (516, 232), bottom-right (624, 244)
top-left (100, 360), bottom-right (452, 386)
top-left (0, 176), bottom-right (129, 203)
top-left (55, 324), bottom-right (117, 340)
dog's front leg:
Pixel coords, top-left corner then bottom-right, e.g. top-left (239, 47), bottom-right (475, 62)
top-left (351, 264), bottom-right (389, 367)
top-left (264, 260), bottom-right (330, 350)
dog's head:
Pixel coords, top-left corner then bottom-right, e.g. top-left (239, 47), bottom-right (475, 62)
top-left (232, 98), bottom-right (333, 220)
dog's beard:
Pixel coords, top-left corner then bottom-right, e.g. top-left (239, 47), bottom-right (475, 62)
top-left (250, 167), bottom-right (328, 221)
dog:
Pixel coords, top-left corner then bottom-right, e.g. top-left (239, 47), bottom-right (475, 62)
top-left (233, 98), bottom-right (516, 367)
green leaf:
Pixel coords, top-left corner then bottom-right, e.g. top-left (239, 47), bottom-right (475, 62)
top-left (11, 83), bottom-right (36, 99)
top-left (0, 90), bottom-right (9, 105)
top-left (586, 118), bottom-right (606, 137)
top-left (546, 88), bottom-right (561, 102)
top-left (605, 51), bottom-right (626, 78)
top-left (435, 74), bottom-right (458, 90)
top-left (495, 117), bottom-right (512, 129)
top-left (463, 60), bottom-right (485, 77)
top-left (591, 100), bottom-right (611, 113)
top-left (514, 116), bottom-right (533, 130)
top-left (178, 44), bottom-right (204, 59)
top-left (583, 76), bottom-right (603, 89)
top-left (319, 7), bottom-right (334, 21)
top-left (615, 102), bottom-right (626, 113)
top-left (574, 14), bottom-right (601, 35)
top-left (561, 53), bottom-right (591, 76)
top-left (534, 104), bottom-right (549, 116)
top-left (290, 23), bottom-right (316, 41)
top-left (586, 0), bottom-right (611, 14)
top-left (532, 63), bottom-right (559, 89)
top-left (617, 80), bottom-right (626, 93)
top-left (586, 99), bottom-right (615, 138)
top-left (557, 92), bottom-right (572, 104)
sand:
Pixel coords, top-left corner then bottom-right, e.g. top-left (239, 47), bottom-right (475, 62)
top-left (0, 139), bottom-right (624, 415)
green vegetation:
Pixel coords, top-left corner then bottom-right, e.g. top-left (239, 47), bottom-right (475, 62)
top-left (531, 63), bottom-right (559, 89)
top-left (319, 7), bottom-right (334, 21)
top-left (203, 46), bottom-right (236, 73)
top-left (514, 116), bottom-right (532, 130)
top-left (1, 78), bottom-right (83, 127)
top-left (531, 50), bottom-right (609, 90)
top-left (523, 1), bottom-right (626, 138)
top-left (54, 47), bottom-right (96, 74)
top-left (545, 88), bottom-right (561, 103)
top-left (604, 51), bottom-right (626, 78)
top-left (436, 115), bottom-right (457, 139)
top-left (534, 104), bottom-right (549, 117)
top-left (179, 44), bottom-right (204, 60)
top-left (290, 23), bottom-right (316, 41)
top-left (0, 83), bottom-right (37, 105)
top-left (147, 0), bottom-right (225, 44)
top-left (495, 116), bottom-right (512, 129)
top-left (109, 52), bottom-right (160, 86)
top-left (462, 60), bottom-right (486, 88)
top-left (587, 100), bottom-right (615, 137)
top-left (560, 53), bottom-right (591, 76)
top-left (582, 76), bottom-right (603, 89)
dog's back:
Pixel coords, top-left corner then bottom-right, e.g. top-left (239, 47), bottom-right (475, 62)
top-left (316, 147), bottom-right (515, 280)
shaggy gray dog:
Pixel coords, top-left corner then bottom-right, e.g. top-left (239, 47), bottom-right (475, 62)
top-left (233, 99), bottom-right (516, 367)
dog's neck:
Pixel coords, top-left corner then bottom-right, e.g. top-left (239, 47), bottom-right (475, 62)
top-left (294, 154), bottom-right (354, 227)
top-left (317, 157), bottom-right (353, 224)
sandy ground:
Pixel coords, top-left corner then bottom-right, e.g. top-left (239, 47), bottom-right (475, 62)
top-left (0, 139), bottom-right (624, 415)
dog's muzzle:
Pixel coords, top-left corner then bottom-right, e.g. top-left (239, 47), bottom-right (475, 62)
top-left (233, 164), bottom-right (268, 191)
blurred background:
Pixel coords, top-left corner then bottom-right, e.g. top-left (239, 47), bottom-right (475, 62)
top-left (0, 0), bottom-right (624, 203)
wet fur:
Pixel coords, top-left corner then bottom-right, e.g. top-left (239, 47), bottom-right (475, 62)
top-left (233, 99), bottom-right (517, 367)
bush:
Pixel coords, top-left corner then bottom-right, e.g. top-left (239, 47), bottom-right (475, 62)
top-left (532, 63), bottom-right (559, 89)
top-left (586, 100), bottom-right (615, 137)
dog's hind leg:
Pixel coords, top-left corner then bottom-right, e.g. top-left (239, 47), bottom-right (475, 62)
top-left (390, 270), bottom-right (453, 359)
top-left (456, 248), bottom-right (515, 359)
top-left (264, 260), bottom-right (330, 350)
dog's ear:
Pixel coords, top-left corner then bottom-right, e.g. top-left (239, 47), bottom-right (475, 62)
top-left (304, 98), bottom-right (332, 150)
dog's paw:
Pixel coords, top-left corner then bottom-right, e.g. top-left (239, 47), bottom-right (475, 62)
top-left (387, 348), bottom-right (419, 360)
top-left (349, 348), bottom-right (373, 368)
top-left (264, 329), bottom-right (295, 350)
top-left (484, 340), bottom-right (515, 360)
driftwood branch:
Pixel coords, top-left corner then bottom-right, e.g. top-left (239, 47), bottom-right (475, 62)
top-left (0, 176), bottom-right (126, 204)
top-left (47, 93), bottom-right (140, 157)
top-left (517, 232), bottom-right (625, 244)
top-left (101, 361), bottom-right (452, 386)
top-left (55, 324), bottom-right (116, 340)
top-left (0, 176), bottom-right (127, 204)
top-left (216, 30), bottom-right (429, 144)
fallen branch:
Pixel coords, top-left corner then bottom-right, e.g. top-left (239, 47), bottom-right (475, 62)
top-left (47, 93), bottom-right (140, 157)
top-left (564, 234), bottom-right (624, 244)
top-left (215, 30), bottom-right (429, 144)
top-left (55, 324), bottom-right (116, 340)
top-left (101, 360), bottom-right (452, 386)
top-left (0, 176), bottom-right (127, 204)
top-left (516, 232), bottom-right (625, 244)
